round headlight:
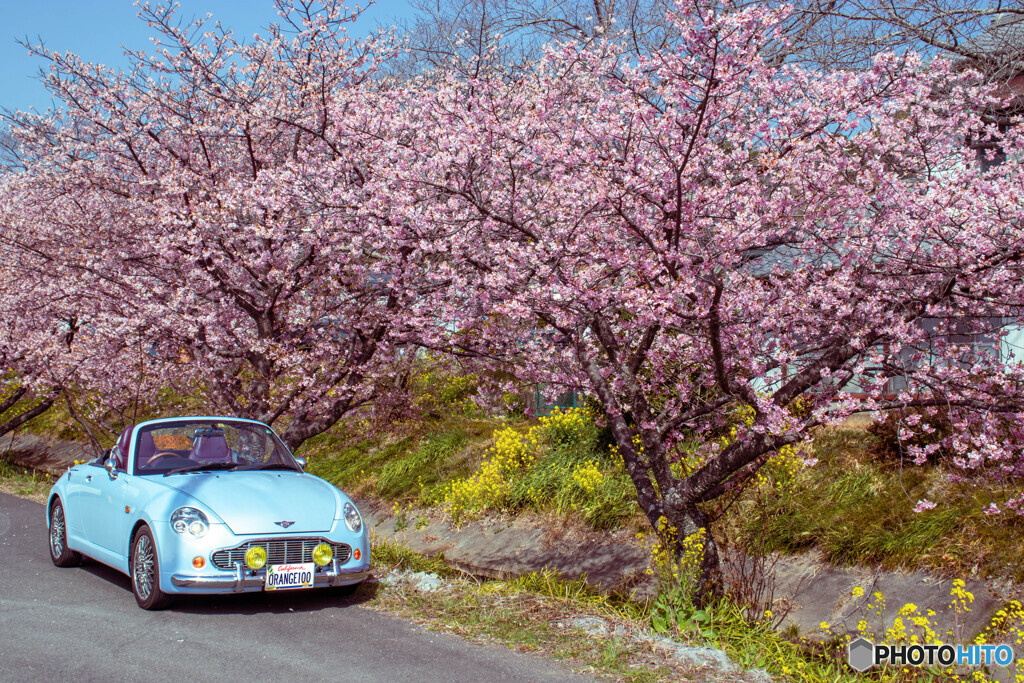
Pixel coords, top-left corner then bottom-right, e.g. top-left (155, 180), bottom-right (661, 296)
top-left (312, 542), bottom-right (333, 567)
top-left (343, 502), bottom-right (362, 533)
top-left (170, 507), bottom-right (209, 537)
top-left (245, 545), bottom-right (268, 570)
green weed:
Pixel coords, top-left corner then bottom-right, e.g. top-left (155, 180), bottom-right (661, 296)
top-left (437, 408), bottom-right (639, 529)
top-left (733, 427), bottom-right (1024, 580)
top-left (370, 537), bottom-right (455, 577)
top-left (0, 455), bottom-right (53, 499)
top-left (304, 424), bottom-right (478, 501)
top-left (368, 547), bottom-right (676, 681)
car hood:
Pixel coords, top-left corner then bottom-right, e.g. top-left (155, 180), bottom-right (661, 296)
top-left (160, 471), bottom-right (339, 535)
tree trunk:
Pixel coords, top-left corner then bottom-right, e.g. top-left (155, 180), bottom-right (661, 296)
top-left (665, 504), bottom-right (722, 607)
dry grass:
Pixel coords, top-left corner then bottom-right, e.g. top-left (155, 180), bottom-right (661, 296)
top-left (365, 540), bottom-right (764, 682)
top-left (0, 456), bottom-right (51, 502)
top-left (728, 426), bottom-right (1024, 581)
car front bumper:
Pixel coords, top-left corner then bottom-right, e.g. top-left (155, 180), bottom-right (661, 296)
top-left (171, 556), bottom-right (370, 592)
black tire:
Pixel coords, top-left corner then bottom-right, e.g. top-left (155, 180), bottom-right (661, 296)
top-left (48, 499), bottom-right (82, 568)
top-left (130, 526), bottom-right (172, 610)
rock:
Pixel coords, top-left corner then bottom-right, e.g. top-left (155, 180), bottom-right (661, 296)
top-left (377, 569), bottom-right (444, 592)
top-left (641, 634), bottom-right (738, 672)
top-left (671, 645), bottom-right (738, 672)
top-left (567, 616), bottom-right (609, 636)
top-left (407, 571), bottom-right (444, 593)
top-left (743, 667), bottom-right (774, 682)
top-left (377, 569), bottom-right (406, 587)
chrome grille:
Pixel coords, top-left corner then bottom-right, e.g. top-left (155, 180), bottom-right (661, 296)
top-left (211, 538), bottom-right (352, 570)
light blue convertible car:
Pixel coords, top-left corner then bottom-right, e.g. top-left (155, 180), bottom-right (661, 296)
top-left (46, 416), bottom-right (370, 609)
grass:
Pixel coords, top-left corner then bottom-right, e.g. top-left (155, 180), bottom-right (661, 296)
top-left (0, 454), bottom-right (52, 501)
top-left (367, 539), bottom-right (1022, 683)
top-left (369, 534), bottom-right (458, 577)
top-left (728, 427), bottom-right (1024, 581)
top-left (367, 538), bottom-right (686, 682)
top-left (4, 397), bottom-right (1023, 682)
top-left (17, 400), bottom-right (95, 443)
top-left (15, 382), bottom-right (210, 445)
top-left (301, 418), bottom-right (487, 501)
top-left (499, 433), bottom-right (639, 530)
top-left (698, 599), bottom-right (852, 682)
top-left (302, 409), bottom-right (641, 532)
top-left (302, 407), bottom-right (1023, 582)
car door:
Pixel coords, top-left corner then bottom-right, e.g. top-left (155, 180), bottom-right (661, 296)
top-left (83, 469), bottom-right (129, 554)
top-left (73, 448), bottom-right (130, 555)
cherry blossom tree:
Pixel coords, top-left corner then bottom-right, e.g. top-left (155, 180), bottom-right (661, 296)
top-left (394, 0), bottom-right (1024, 77)
top-left (378, 2), bottom-right (1024, 597)
top-left (0, 170), bottom-right (175, 448)
top-left (0, 174), bottom-right (88, 439)
top-left (0, 1), bottom-right (430, 449)
top-left (3, 0), bottom-right (1023, 600)
top-left (0, 272), bottom-right (61, 440)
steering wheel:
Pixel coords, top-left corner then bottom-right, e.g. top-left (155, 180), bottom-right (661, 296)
top-left (146, 451), bottom-right (183, 466)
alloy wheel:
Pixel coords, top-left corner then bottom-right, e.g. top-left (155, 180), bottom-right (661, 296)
top-left (49, 504), bottom-right (65, 558)
top-left (133, 533), bottom-right (155, 600)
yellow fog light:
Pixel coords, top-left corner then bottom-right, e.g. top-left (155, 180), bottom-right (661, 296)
top-left (245, 546), bottom-right (268, 570)
top-left (192, 556), bottom-right (205, 569)
top-left (312, 543), bottom-right (333, 567)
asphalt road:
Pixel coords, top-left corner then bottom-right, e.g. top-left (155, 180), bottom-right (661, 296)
top-left (0, 492), bottom-right (587, 682)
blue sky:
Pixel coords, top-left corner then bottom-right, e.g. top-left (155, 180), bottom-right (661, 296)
top-left (0, 1), bottom-right (415, 112)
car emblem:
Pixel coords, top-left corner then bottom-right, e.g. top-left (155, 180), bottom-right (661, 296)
top-left (274, 521), bottom-right (295, 528)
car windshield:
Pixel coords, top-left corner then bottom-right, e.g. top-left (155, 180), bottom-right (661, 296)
top-left (133, 420), bottom-right (299, 475)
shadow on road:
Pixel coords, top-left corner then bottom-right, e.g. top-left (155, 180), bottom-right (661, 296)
top-left (171, 580), bottom-right (378, 615)
top-left (77, 557), bottom-right (132, 592)
top-left (75, 557), bottom-right (378, 615)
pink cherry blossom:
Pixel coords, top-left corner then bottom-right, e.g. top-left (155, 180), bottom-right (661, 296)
top-left (914, 499), bottom-right (938, 513)
top-left (0, 1), bottom-right (433, 448)
top-left (369, 1), bottom-right (1024, 596)
top-left (2, 1), bottom-right (1023, 599)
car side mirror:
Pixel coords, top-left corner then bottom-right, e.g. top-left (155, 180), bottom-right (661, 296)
top-left (104, 458), bottom-right (119, 480)
top-left (294, 457), bottom-right (307, 470)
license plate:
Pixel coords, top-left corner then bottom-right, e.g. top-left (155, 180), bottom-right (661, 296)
top-left (265, 563), bottom-right (315, 590)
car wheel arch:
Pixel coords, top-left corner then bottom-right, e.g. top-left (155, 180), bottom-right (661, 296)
top-left (128, 519), bottom-right (151, 553)
top-left (47, 494), bottom-right (72, 539)
top-left (46, 493), bottom-right (62, 524)
top-left (127, 520), bottom-right (156, 584)
top-left (48, 495), bottom-right (82, 567)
